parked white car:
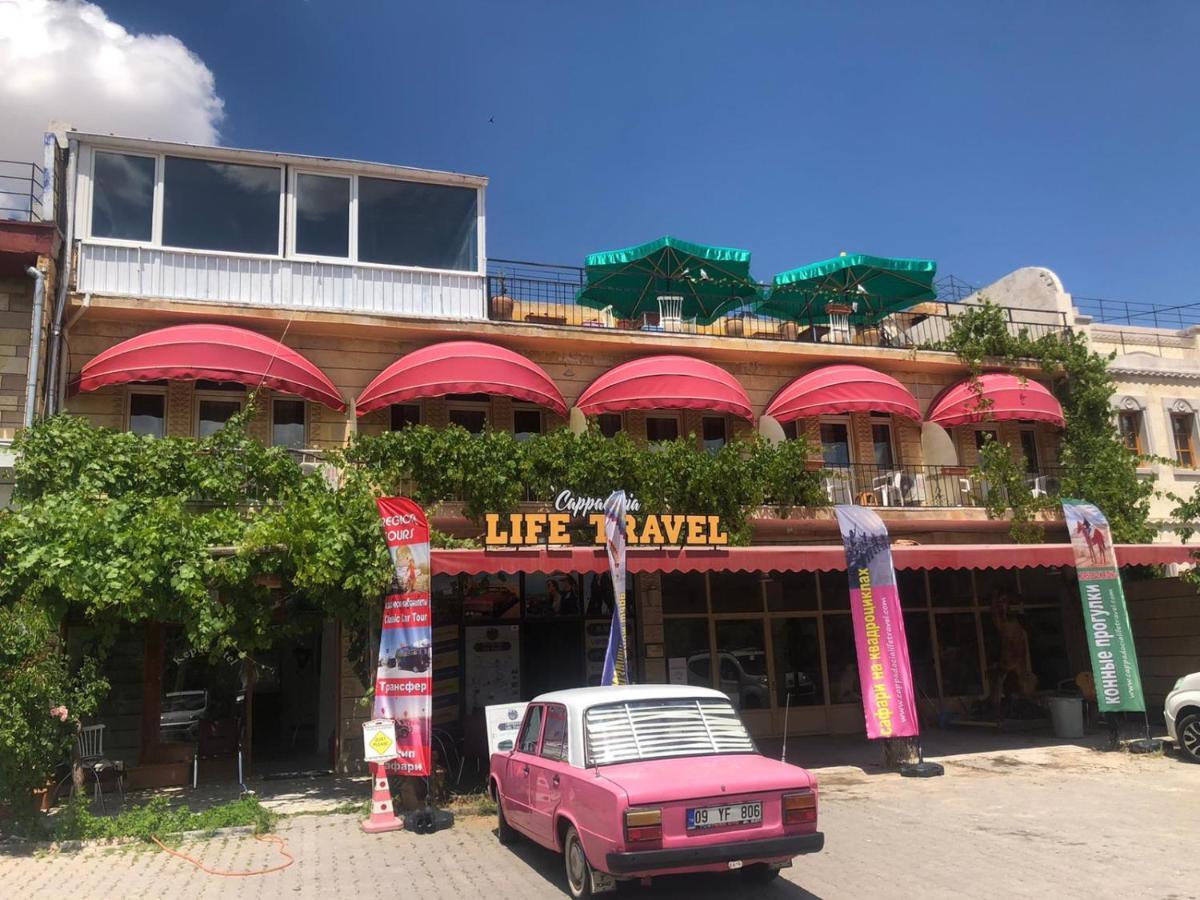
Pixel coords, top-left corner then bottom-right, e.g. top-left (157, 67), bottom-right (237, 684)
top-left (1165, 673), bottom-right (1200, 763)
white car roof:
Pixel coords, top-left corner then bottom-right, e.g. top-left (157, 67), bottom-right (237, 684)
top-left (532, 684), bottom-right (728, 714)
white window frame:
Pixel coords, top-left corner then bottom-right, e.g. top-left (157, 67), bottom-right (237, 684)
top-left (390, 401), bottom-right (423, 431)
top-left (512, 403), bottom-right (544, 440)
top-left (817, 415), bottom-right (854, 467)
top-left (287, 168), bottom-right (355, 263)
top-left (85, 147), bottom-right (162, 247)
top-left (869, 415), bottom-right (897, 468)
top-left (125, 385), bottom-right (167, 438)
top-left (270, 395), bottom-right (309, 449)
top-left (645, 412), bottom-right (682, 442)
top-left (447, 397), bottom-right (490, 433)
top-left (194, 390), bottom-right (246, 438)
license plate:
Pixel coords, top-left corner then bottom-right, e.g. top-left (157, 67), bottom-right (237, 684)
top-left (687, 801), bottom-right (762, 830)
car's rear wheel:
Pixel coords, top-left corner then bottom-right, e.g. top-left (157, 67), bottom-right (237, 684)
top-left (496, 795), bottom-right (517, 845)
top-left (742, 864), bottom-right (781, 884)
top-left (1179, 712), bottom-right (1200, 762)
top-left (563, 825), bottom-right (594, 899)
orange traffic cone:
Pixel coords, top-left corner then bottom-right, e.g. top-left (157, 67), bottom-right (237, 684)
top-left (361, 762), bottom-right (404, 833)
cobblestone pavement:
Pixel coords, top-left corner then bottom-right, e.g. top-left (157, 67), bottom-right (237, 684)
top-left (3, 744), bottom-right (1196, 899)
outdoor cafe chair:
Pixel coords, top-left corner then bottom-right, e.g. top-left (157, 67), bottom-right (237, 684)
top-left (824, 471), bottom-right (854, 505)
top-left (75, 724), bottom-right (125, 812)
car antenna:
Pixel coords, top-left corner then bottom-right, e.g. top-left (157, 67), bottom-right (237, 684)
top-left (781, 690), bottom-right (791, 764)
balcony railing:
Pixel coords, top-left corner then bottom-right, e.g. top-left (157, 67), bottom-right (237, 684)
top-left (0, 160), bottom-right (44, 222)
top-left (485, 260), bottom-right (1069, 350)
top-left (814, 464), bottom-right (1064, 509)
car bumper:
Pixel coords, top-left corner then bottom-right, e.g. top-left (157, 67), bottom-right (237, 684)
top-left (1164, 701), bottom-right (1177, 743)
top-left (605, 832), bottom-right (825, 874)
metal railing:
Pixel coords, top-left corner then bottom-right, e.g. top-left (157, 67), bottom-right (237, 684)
top-left (1076, 295), bottom-right (1200, 330)
top-left (484, 260), bottom-right (1069, 349)
top-left (0, 160), bottom-right (44, 222)
top-left (814, 463), bottom-right (1064, 509)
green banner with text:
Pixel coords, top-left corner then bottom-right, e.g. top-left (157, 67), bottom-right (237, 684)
top-left (1062, 499), bottom-right (1145, 713)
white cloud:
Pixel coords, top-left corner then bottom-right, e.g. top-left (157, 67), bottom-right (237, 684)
top-left (0, 0), bottom-right (224, 163)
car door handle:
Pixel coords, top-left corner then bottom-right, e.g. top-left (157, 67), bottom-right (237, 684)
top-left (551, 775), bottom-right (560, 787)
top-left (521, 764), bottom-right (530, 775)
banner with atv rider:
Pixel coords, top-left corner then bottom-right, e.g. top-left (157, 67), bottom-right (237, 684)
top-left (375, 497), bottom-right (433, 776)
top-left (834, 505), bottom-right (920, 740)
top-left (1062, 499), bottom-right (1146, 713)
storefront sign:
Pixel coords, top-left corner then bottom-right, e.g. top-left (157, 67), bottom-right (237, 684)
top-left (834, 505), bottom-right (919, 740)
top-left (601, 491), bottom-right (630, 685)
top-left (484, 702), bottom-right (529, 754)
top-left (374, 497), bottom-right (433, 776)
top-left (484, 512), bottom-right (727, 547)
top-left (1062, 500), bottom-right (1146, 712)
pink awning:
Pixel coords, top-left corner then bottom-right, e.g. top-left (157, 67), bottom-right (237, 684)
top-left (575, 355), bottom-right (753, 420)
top-left (356, 341), bottom-right (567, 417)
top-left (765, 364), bottom-right (921, 423)
top-left (73, 324), bottom-right (345, 410)
top-left (432, 543), bottom-right (1195, 575)
top-left (927, 374), bottom-right (1064, 428)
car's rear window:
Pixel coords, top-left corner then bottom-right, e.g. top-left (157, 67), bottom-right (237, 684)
top-left (583, 697), bottom-right (755, 766)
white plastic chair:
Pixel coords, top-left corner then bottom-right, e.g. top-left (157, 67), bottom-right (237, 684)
top-left (658, 294), bottom-right (684, 331)
top-left (76, 724), bottom-right (125, 811)
top-left (873, 471), bottom-right (901, 506)
top-left (824, 471), bottom-right (853, 504)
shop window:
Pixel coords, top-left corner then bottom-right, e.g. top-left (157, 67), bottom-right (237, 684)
top-left (431, 574), bottom-right (464, 623)
top-left (1019, 429), bottom-right (1040, 474)
top-left (357, 176), bottom-right (478, 271)
top-left (581, 572), bottom-right (617, 618)
top-left (702, 416), bottom-right (727, 453)
top-left (1117, 410), bottom-right (1143, 454)
top-left (665, 618), bottom-right (711, 688)
top-left (765, 571), bottom-right (819, 612)
top-left (513, 407), bottom-right (543, 442)
top-left (163, 156), bottom-right (281, 255)
top-left (770, 618), bottom-right (823, 707)
top-left (524, 572), bottom-right (583, 617)
top-left (823, 614), bottom-right (860, 703)
top-left (714, 620), bottom-right (767, 710)
top-left (196, 396), bottom-right (243, 438)
top-left (294, 172), bottom-right (350, 258)
top-left (128, 391), bottom-right (165, 439)
top-left (462, 573), bottom-right (519, 620)
top-left (517, 705), bottom-right (544, 753)
top-left (660, 571), bottom-right (707, 615)
top-left (709, 571), bottom-right (763, 614)
top-left (1017, 567), bottom-right (1067, 605)
top-left (935, 612), bottom-right (983, 697)
top-left (975, 568), bottom-right (1019, 607)
top-left (871, 420), bottom-right (895, 468)
top-left (540, 704), bottom-right (568, 761)
top-left (598, 413), bottom-right (622, 438)
top-left (646, 414), bottom-right (680, 442)
top-left (818, 570), bottom-right (850, 610)
top-left (897, 568), bottom-right (928, 609)
top-left (928, 568), bottom-right (974, 608)
top-left (271, 398), bottom-right (306, 449)
top-left (91, 151), bottom-right (155, 241)
top-left (902, 611), bottom-right (938, 700)
top-left (1023, 607), bottom-right (1071, 691)
top-left (1171, 412), bottom-right (1195, 467)
top-left (160, 626), bottom-right (244, 749)
top-left (390, 403), bottom-right (421, 431)
top-left (819, 420), bottom-right (851, 467)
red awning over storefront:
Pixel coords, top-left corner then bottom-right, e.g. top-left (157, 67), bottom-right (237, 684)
top-left (355, 341), bottom-right (567, 417)
top-left (765, 364), bottom-right (921, 423)
top-left (575, 355), bottom-right (754, 419)
top-left (927, 374), bottom-right (1064, 428)
top-left (432, 542), bottom-right (1195, 576)
top-left (73, 323), bottom-right (346, 410)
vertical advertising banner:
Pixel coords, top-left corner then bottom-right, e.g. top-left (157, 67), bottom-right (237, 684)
top-left (601, 490), bottom-right (629, 686)
top-left (834, 505), bottom-right (919, 739)
top-left (1062, 500), bottom-right (1146, 712)
top-left (374, 497), bottom-right (432, 776)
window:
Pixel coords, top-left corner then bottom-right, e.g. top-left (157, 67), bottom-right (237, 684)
top-left (1172, 412), bottom-right (1195, 468)
top-left (513, 407), bottom-right (543, 442)
top-left (819, 420), bottom-right (851, 467)
top-left (714, 620), bottom-right (767, 710)
top-left (871, 420), bottom-right (894, 468)
top-left (1118, 410), bottom-right (1143, 454)
top-left (1018, 429), bottom-right (1040, 473)
top-left (197, 396), bottom-right (243, 437)
top-left (163, 156), bottom-right (281, 254)
top-left (357, 177), bottom-right (478, 271)
top-left (771, 618), bottom-right (823, 707)
top-left (973, 428), bottom-right (999, 452)
top-left (272, 398), bottom-right (306, 449)
top-left (540, 704), bottom-right (568, 761)
top-left (295, 173), bottom-right (350, 258)
top-left (91, 151), bottom-right (155, 241)
top-left (390, 403), bottom-right (421, 431)
top-left (598, 413), bottom-right (622, 438)
top-left (646, 414), bottom-right (680, 442)
top-left (517, 705), bottom-right (544, 754)
top-left (128, 391), bottom-right (165, 438)
top-left (702, 416), bottom-right (727, 453)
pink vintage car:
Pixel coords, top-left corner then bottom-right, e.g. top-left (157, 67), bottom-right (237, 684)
top-left (488, 684), bottom-right (823, 897)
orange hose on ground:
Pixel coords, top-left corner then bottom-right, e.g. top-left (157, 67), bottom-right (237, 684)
top-left (151, 832), bottom-right (294, 876)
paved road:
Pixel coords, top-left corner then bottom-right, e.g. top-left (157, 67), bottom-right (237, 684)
top-left (3, 744), bottom-right (1196, 899)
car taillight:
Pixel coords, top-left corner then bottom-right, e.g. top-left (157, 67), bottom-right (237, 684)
top-left (624, 808), bottom-right (662, 842)
top-left (782, 790), bottom-right (817, 825)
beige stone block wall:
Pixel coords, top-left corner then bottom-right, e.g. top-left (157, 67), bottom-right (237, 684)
top-left (0, 277), bottom-right (33, 439)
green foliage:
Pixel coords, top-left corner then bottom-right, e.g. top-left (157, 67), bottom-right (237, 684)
top-left (49, 794), bottom-right (275, 842)
top-left (0, 602), bottom-right (107, 808)
top-left (940, 299), bottom-right (1154, 543)
top-left (975, 436), bottom-right (1053, 543)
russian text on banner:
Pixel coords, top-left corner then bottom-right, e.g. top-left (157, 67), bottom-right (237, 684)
top-left (601, 490), bottom-right (629, 686)
top-left (1061, 499), bottom-right (1146, 713)
top-left (834, 505), bottom-right (919, 739)
top-left (374, 497), bottom-right (433, 776)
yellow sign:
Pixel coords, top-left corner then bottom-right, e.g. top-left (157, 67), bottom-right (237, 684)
top-left (484, 512), bottom-right (728, 547)
top-left (362, 718), bottom-right (398, 763)
top-left (369, 730), bottom-right (393, 755)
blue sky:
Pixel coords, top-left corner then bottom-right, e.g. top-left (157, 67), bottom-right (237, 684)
top-left (99, 1), bottom-right (1198, 309)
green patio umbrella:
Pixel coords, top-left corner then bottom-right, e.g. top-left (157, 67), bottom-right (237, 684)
top-left (576, 235), bottom-right (761, 326)
top-left (758, 253), bottom-right (937, 325)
